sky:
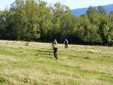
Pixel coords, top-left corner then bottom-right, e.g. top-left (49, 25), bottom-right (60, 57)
top-left (0, 0), bottom-right (113, 10)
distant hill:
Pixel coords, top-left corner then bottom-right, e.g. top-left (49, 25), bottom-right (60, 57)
top-left (71, 4), bottom-right (113, 17)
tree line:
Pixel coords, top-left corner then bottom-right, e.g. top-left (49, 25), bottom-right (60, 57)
top-left (0, 0), bottom-right (113, 45)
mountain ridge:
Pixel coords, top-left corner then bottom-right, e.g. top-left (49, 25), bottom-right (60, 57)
top-left (71, 4), bottom-right (113, 16)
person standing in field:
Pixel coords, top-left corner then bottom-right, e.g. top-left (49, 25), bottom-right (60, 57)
top-left (52, 39), bottom-right (58, 60)
top-left (63, 39), bottom-right (68, 48)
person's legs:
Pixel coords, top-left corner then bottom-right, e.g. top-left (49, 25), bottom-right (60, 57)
top-left (53, 48), bottom-right (57, 60)
top-left (66, 44), bottom-right (68, 48)
top-left (54, 52), bottom-right (57, 60)
top-left (65, 44), bottom-right (68, 48)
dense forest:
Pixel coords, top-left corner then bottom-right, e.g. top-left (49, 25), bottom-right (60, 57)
top-left (0, 0), bottom-right (113, 45)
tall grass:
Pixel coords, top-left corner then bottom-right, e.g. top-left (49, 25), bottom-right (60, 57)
top-left (0, 40), bottom-right (113, 85)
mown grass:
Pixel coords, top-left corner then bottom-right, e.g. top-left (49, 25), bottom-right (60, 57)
top-left (0, 40), bottom-right (113, 85)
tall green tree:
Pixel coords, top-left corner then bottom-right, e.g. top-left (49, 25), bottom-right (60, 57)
top-left (0, 10), bottom-right (12, 39)
top-left (98, 6), bottom-right (107, 15)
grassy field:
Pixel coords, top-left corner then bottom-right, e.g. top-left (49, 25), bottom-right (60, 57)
top-left (0, 40), bottom-right (113, 85)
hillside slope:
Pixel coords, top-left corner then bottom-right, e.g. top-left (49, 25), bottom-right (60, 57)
top-left (0, 40), bottom-right (113, 85)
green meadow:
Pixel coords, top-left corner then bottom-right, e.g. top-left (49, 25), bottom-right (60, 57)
top-left (0, 40), bottom-right (113, 85)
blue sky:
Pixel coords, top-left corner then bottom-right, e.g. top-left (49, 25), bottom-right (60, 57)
top-left (0, 0), bottom-right (113, 10)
